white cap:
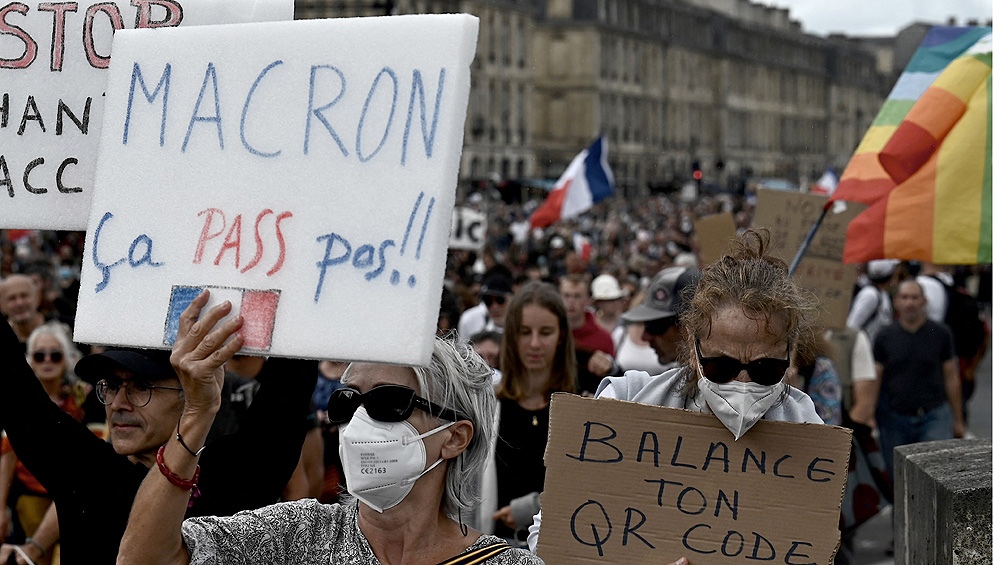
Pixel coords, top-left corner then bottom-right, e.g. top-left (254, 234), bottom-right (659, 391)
top-left (591, 274), bottom-right (626, 301)
top-left (866, 259), bottom-right (899, 279)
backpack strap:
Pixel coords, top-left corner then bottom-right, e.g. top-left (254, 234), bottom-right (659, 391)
top-left (436, 541), bottom-right (512, 565)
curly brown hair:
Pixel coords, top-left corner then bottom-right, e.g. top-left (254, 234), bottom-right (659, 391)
top-left (678, 228), bottom-right (818, 395)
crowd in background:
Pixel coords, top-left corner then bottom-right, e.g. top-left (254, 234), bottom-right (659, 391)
top-left (0, 185), bottom-right (993, 562)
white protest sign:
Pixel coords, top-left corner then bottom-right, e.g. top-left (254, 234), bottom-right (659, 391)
top-left (450, 206), bottom-right (486, 250)
top-left (73, 15), bottom-right (478, 365)
top-left (0, 0), bottom-right (292, 230)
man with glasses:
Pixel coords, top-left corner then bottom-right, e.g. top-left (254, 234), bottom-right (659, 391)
top-left (458, 274), bottom-right (513, 343)
top-left (0, 290), bottom-right (315, 564)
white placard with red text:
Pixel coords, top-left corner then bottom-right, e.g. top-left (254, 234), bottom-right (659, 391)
top-left (73, 15), bottom-right (478, 365)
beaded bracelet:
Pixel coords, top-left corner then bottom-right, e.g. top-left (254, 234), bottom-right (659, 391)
top-left (156, 444), bottom-right (202, 507)
top-left (176, 420), bottom-right (207, 457)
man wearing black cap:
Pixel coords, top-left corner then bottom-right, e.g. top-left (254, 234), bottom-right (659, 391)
top-left (619, 266), bottom-right (701, 366)
top-left (457, 274), bottom-right (513, 343)
top-left (0, 291), bottom-right (314, 564)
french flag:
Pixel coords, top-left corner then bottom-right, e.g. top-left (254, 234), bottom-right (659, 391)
top-left (164, 285), bottom-right (280, 352)
top-left (810, 167), bottom-right (839, 196)
top-left (530, 136), bottom-right (615, 229)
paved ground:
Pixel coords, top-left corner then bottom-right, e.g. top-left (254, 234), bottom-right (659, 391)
top-left (849, 344), bottom-right (992, 564)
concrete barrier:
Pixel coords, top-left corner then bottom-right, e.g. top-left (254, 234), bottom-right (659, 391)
top-left (893, 438), bottom-right (991, 564)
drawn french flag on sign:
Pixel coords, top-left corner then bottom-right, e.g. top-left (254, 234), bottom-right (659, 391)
top-left (164, 286), bottom-right (280, 352)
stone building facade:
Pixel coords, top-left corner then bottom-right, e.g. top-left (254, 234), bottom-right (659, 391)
top-left (294, 0), bottom-right (889, 196)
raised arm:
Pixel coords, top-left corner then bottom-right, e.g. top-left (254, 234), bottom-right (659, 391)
top-left (118, 291), bottom-right (243, 565)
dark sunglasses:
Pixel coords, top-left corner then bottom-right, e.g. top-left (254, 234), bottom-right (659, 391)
top-left (695, 339), bottom-right (790, 386)
top-left (483, 294), bottom-right (507, 307)
top-left (643, 316), bottom-right (677, 337)
top-left (32, 350), bottom-right (64, 363)
top-left (327, 384), bottom-right (468, 425)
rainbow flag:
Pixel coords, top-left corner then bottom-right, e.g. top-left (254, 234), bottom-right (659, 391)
top-left (830, 26), bottom-right (992, 264)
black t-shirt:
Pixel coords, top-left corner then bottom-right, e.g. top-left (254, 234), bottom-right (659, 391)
top-left (0, 319), bottom-right (318, 564)
top-left (494, 397), bottom-right (548, 539)
top-left (873, 320), bottom-right (955, 413)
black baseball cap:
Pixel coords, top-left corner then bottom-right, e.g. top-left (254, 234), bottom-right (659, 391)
top-left (75, 348), bottom-right (176, 384)
top-left (621, 267), bottom-right (700, 323)
top-left (481, 274), bottom-right (513, 297)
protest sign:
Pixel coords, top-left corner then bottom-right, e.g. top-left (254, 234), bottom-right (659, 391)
top-left (754, 189), bottom-right (866, 328)
top-left (693, 211), bottom-right (736, 266)
top-left (72, 15), bottom-right (478, 365)
top-left (450, 207), bottom-right (486, 250)
top-left (0, 0), bottom-right (292, 230)
top-left (538, 394), bottom-right (851, 565)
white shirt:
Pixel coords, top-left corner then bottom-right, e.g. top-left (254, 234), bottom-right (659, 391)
top-left (917, 273), bottom-right (951, 323)
top-left (458, 302), bottom-right (502, 342)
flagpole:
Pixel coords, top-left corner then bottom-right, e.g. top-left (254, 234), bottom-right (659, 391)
top-left (788, 201), bottom-right (834, 276)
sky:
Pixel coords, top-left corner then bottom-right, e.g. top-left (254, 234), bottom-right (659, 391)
top-left (771, 0), bottom-right (993, 37)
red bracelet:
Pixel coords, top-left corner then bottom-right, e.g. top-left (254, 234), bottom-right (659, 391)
top-left (156, 444), bottom-right (202, 508)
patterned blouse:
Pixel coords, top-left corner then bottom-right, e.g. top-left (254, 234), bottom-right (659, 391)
top-left (182, 499), bottom-right (545, 564)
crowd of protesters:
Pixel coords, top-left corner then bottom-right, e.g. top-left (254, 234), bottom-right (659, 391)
top-left (0, 185), bottom-right (992, 563)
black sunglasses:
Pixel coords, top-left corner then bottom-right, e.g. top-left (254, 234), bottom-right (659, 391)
top-left (483, 294), bottom-right (507, 307)
top-left (328, 384), bottom-right (468, 425)
top-left (695, 339), bottom-right (790, 386)
top-left (32, 350), bottom-right (64, 363)
top-left (643, 316), bottom-right (677, 337)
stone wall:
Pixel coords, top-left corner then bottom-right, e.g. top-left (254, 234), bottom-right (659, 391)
top-left (894, 438), bottom-right (991, 564)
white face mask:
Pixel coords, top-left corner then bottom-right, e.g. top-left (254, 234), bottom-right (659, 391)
top-left (697, 376), bottom-right (786, 440)
top-left (338, 407), bottom-right (453, 513)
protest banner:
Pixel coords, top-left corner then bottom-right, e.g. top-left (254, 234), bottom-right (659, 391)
top-left (754, 189), bottom-right (866, 328)
top-left (693, 211), bottom-right (736, 266)
top-left (450, 206), bottom-right (486, 250)
top-left (537, 394), bottom-right (851, 565)
top-left (0, 0), bottom-right (292, 230)
top-left (72, 15), bottom-right (479, 365)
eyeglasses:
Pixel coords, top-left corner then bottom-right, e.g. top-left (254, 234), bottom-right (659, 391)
top-left (695, 339), bottom-right (790, 386)
top-left (643, 316), bottom-right (677, 337)
top-left (95, 379), bottom-right (184, 407)
top-left (31, 350), bottom-right (64, 363)
top-left (483, 295), bottom-right (507, 307)
top-left (327, 384), bottom-right (469, 425)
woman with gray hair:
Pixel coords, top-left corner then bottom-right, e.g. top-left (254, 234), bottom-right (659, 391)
top-left (117, 296), bottom-right (544, 565)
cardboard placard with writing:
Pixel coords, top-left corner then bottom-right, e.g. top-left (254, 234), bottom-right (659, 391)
top-left (538, 394), bottom-right (851, 565)
top-left (450, 207), bottom-right (486, 250)
top-left (693, 211), bottom-right (736, 266)
top-left (73, 15), bottom-right (478, 365)
top-left (754, 189), bottom-right (866, 328)
top-left (0, 0), bottom-right (293, 230)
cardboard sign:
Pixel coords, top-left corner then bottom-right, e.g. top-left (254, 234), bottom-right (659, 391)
top-left (0, 0), bottom-right (292, 230)
top-left (72, 15), bottom-right (478, 365)
top-left (693, 212), bottom-right (736, 266)
top-left (754, 190), bottom-right (866, 329)
top-left (450, 207), bottom-right (486, 250)
top-left (538, 394), bottom-right (851, 565)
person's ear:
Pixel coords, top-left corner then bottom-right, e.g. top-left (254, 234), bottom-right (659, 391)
top-left (440, 420), bottom-right (474, 461)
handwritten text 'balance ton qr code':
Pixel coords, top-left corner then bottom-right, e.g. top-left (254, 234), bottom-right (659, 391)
top-left (89, 60), bottom-right (450, 296)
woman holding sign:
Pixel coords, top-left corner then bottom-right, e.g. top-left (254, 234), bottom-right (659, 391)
top-left (471, 281), bottom-right (577, 546)
top-left (527, 229), bottom-right (823, 560)
top-left (117, 295), bottom-right (543, 565)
